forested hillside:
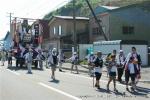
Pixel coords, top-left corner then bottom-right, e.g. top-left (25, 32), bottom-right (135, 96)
top-left (43, 0), bottom-right (149, 19)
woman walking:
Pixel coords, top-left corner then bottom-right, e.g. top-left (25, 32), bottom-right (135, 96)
top-left (107, 54), bottom-right (118, 92)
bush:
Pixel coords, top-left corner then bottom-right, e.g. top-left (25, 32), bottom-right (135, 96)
top-left (80, 59), bottom-right (88, 65)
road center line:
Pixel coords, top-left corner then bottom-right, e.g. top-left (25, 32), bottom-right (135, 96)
top-left (6, 69), bottom-right (20, 76)
top-left (38, 82), bottom-right (82, 100)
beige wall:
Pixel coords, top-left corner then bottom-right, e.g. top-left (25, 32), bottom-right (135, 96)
top-left (48, 18), bottom-right (89, 49)
top-left (49, 18), bottom-right (89, 38)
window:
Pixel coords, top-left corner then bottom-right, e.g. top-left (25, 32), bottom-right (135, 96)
top-left (53, 27), bottom-right (56, 35)
top-left (58, 25), bottom-right (62, 35)
top-left (122, 26), bottom-right (134, 34)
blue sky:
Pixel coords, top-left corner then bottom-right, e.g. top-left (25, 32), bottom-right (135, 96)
top-left (0, 0), bottom-right (70, 40)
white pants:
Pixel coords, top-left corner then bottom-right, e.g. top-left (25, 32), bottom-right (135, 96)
top-left (27, 63), bottom-right (32, 73)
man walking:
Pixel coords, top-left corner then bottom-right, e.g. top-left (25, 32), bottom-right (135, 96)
top-left (25, 49), bottom-right (33, 74)
top-left (37, 49), bottom-right (45, 70)
top-left (70, 52), bottom-right (79, 74)
top-left (7, 50), bottom-right (12, 68)
top-left (88, 52), bottom-right (95, 76)
top-left (1, 49), bottom-right (6, 66)
top-left (116, 50), bottom-right (126, 83)
top-left (58, 49), bottom-right (65, 72)
top-left (48, 48), bottom-right (58, 80)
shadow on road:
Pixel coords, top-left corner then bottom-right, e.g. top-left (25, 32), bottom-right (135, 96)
top-left (49, 79), bottom-right (60, 84)
top-left (96, 88), bottom-right (110, 93)
top-left (7, 66), bottom-right (43, 71)
top-left (136, 86), bottom-right (150, 93)
top-left (126, 86), bottom-right (150, 98)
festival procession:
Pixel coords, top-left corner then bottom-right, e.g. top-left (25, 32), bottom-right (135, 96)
top-left (0, 0), bottom-right (150, 100)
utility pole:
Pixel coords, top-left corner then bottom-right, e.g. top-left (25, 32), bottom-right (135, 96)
top-left (7, 13), bottom-right (13, 33)
top-left (85, 0), bottom-right (108, 41)
top-left (73, 0), bottom-right (76, 52)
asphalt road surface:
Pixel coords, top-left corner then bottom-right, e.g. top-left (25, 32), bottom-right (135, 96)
top-left (0, 62), bottom-right (150, 100)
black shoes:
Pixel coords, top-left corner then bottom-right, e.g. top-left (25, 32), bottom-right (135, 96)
top-left (126, 88), bottom-right (129, 91)
top-left (59, 69), bottom-right (63, 72)
top-left (27, 72), bottom-right (32, 74)
top-left (95, 84), bottom-right (100, 89)
top-left (114, 89), bottom-right (118, 92)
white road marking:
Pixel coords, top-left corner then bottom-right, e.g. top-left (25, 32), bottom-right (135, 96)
top-left (39, 82), bottom-right (82, 100)
top-left (6, 69), bottom-right (20, 76)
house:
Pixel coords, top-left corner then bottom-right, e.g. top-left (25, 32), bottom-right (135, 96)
top-left (48, 15), bottom-right (89, 50)
top-left (90, 1), bottom-right (150, 46)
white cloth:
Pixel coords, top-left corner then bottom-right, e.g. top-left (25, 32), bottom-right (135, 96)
top-left (125, 52), bottom-right (140, 64)
top-left (25, 52), bottom-right (33, 63)
top-left (70, 55), bottom-right (78, 62)
top-left (88, 55), bottom-right (95, 63)
top-left (116, 54), bottom-right (125, 65)
top-left (128, 63), bottom-right (135, 74)
top-left (94, 67), bottom-right (102, 73)
top-left (110, 66), bottom-right (117, 72)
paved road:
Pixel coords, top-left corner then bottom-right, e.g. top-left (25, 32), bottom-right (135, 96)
top-left (0, 61), bottom-right (150, 100)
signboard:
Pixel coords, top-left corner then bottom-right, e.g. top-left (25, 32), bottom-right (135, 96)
top-left (23, 33), bottom-right (32, 43)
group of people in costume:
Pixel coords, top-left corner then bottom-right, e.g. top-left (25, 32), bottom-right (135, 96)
top-left (88, 47), bottom-right (141, 92)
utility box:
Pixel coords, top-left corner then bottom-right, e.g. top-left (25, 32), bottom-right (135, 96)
top-left (93, 40), bottom-right (148, 66)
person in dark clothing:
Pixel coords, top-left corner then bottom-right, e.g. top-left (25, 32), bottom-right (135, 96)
top-left (8, 50), bottom-right (12, 67)
top-left (93, 51), bottom-right (103, 89)
top-left (125, 57), bottom-right (137, 91)
top-left (48, 48), bottom-right (58, 80)
top-left (116, 50), bottom-right (126, 83)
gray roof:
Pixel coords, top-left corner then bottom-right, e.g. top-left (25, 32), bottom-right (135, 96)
top-left (101, 6), bottom-right (119, 10)
top-left (54, 16), bottom-right (89, 20)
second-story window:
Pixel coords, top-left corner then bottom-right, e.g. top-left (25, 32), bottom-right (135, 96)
top-left (122, 26), bottom-right (134, 34)
top-left (59, 25), bottom-right (62, 35)
top-left (53, 27), bottom-right (56, 35)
